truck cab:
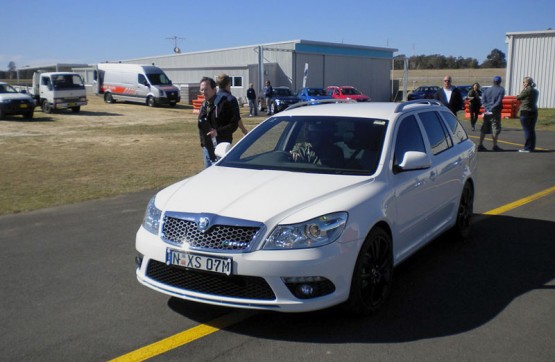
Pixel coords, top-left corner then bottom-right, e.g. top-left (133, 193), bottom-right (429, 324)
top-left (33, 72), bottom-right (88, 113)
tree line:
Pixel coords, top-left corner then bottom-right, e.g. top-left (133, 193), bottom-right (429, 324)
top-left (394, 48), bottom-right (506, 70)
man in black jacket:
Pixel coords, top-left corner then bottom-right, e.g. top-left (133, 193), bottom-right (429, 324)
top-left (434, 75), bottom-right (463, 114)
top-left (197, 75), bottom-right (239, 168)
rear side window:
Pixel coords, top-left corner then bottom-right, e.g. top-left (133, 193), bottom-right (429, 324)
top-left (441, 111), bottom-right (468, 144)
top-left (418, 111), bottom-right (453, 155)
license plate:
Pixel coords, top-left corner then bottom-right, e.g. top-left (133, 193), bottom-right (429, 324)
top-left (166, 249), bottom-right (232, 276)
top-left (20, 104), bottom-right (28, 108)
top-left (68, 103), bottom-right (76, 107)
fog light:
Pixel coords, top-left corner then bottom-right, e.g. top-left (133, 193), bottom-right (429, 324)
top-left (282, 276), bottom-right (336, 299)
top-left (298, 284), bottom-right (315, 297)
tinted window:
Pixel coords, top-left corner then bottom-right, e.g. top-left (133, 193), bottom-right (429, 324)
top-left (419, 111), bottom-right (452, 155)
top-left (394, 115), bottom-right (426, 165)
top-left (441, 111), bottom-right (468, 144)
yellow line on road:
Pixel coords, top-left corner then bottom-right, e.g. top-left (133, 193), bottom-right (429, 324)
top-left (109, 310), bottom-right (255, 362)
top-left (484, 185), bottom-right (555, 215)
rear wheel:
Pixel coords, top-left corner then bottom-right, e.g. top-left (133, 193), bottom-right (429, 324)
top-left (71, 106), bottom-right (80, 113)
top-left (451, 182), bottom-right (474, 241)
top-left (344, 226), bottom-right (393, 315)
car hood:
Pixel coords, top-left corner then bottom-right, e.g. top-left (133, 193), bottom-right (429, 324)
top-left (158, 166), bottom-right (369, 224)
top-left (0, 93), bottom-right (33, 101)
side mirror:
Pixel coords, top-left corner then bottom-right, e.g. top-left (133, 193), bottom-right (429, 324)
top-left (395, 151), bottom-right (431, 173)
top-left (215, 142), bottom-right (232, 158)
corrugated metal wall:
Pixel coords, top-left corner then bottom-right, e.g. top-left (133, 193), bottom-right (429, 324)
top-left (506, 31), bottom-right (555, 108)
top-left (82, 40), bottom-right (396, 103)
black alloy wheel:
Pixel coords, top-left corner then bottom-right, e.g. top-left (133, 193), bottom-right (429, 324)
top-left (345, 226), bottom-right (393, 315)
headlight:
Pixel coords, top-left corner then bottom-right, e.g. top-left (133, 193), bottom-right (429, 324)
top-left (263, 212), bottom-right (348, 250)
top-left (142, 196), bottom-right (162, 235)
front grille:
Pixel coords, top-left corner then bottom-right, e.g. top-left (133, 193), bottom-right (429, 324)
top-left (146, 259), bottom-right (276, 300)
top-left (162, 216), bottom-right (259, 251)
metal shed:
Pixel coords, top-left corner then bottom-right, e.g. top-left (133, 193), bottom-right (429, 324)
top-left (506, 30), bottom-right (555, 108)
top-left (101, 39), bottom-right (397, 104)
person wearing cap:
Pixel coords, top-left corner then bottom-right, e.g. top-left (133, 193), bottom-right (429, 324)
top-left (516, 76), bottom-right (539, 152)
top-left (477, 76), bottom-right (505, 151)
top-left (434, 75), bottom-right (464, 114)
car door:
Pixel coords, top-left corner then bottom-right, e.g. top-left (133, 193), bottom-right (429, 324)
top-left (416, 111), bottom-right (462, 232)
top-left (389, 114), bottom-right (438, 262)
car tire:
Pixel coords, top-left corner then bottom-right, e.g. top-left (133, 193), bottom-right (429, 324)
top-left (23, 110), bottom-right (34, 119)
top-left (42, 100), bottom-right (52, 114)
top-left (71, 106), bottom-right (80, 113)
top-left (147, 96), bottom-right (155, 107)
top-left (344, 226), bottom-right (393, 316)
top-left (450, 181), bottom-right (474, 241)
top-left (104, 93), bottom-right (115, 104)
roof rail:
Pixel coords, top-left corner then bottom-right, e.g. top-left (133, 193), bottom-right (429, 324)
top-left (394, 99), bottom-right (443, 113)
top-left (285, 98), bottom-right (356, 111)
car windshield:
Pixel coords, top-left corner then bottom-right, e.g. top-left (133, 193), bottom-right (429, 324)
top-left (51, 74), bottom-right (85, 90)
top-left (274, 88), bottom-right (292, 96)
top-left (0, 84), bottom-right (19, 93)
top-left (342, 88), bottom-right (361, 95)
top-left (218, 115), bottom-right (388, 175)
top-left (146, 72), bottom-right (172, 85)
top-left (307, 88), bottom-right (326, 96)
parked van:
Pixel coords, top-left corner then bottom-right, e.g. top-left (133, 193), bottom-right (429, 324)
top-left (94, 63), bottom-right (180, 107)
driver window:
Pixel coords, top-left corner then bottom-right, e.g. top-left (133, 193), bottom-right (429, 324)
top-left (138, 74), bottom-right (147, 85)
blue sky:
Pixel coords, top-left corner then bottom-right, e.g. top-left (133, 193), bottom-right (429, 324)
top-left (2, 0), bottom-right (554, 69)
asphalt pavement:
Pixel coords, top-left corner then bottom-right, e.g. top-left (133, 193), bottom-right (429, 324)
top-left (0, 123), bottom-right (553, 361)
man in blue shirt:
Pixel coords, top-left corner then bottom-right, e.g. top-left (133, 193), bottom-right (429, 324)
top-left (478, 76), bottom-right (505, 151)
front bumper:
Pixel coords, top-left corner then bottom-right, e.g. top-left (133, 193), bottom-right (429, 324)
top-left (135, 226), bottom-right (359, 312)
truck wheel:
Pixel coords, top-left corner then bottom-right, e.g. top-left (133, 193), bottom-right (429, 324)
top-left (146, 96), bottom-right (156, 107)
top-left (23, 110), bottom-right (34, 119)
top-left (104, 93), bottom-right (115, 104)
top-left (71, 106), bottom-right (81, 113)
top-left (42, 100), bottom-right (53, 114)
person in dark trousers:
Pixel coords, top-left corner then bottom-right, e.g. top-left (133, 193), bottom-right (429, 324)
top-left (467, 82), bottom-right (482, 131)
top-left (478, 76), bottom-right (505, 152)
top-left (247, 83), bottom-right (257, 117)
top-left (434, 75), bottom-right (464, 114)
top-left (263, 80), bottom-right (273, 115)
top-left (197, 75), bottom-right (240, 168)
top-left (516, 76), bottom-right (539, 152)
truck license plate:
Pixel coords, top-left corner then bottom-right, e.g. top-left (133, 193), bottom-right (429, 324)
top-left (20, 104), bottom-right (28, 108)
top-left (166, 249), bottom-right (232, 276)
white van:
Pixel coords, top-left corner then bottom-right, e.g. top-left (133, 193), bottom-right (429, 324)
top-left (94, 63), bottom-right (180, 107)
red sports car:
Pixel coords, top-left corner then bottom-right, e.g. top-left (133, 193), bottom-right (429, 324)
top-left (326, 86), bottom-right (370, 102)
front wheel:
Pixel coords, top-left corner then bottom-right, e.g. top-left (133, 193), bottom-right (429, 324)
top-left (104, 93), bottom-right (115, 104)
top-left (71, 106), bottom-right (80, 113)
top-left (146, 96), bottom-right (155, 107)
top-left (344, 226), bottom-right (393, 316)
top-left (42, 100), bottom-right (52, 114)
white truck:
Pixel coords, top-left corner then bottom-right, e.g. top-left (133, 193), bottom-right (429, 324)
top-left (94, 63), bottom-right (180, 107)
top-left (31, 72), bottom-right (88, 113)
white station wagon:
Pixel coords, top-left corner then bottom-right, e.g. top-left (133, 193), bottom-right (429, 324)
top-left (135, 99), bottom-right (477, 314)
